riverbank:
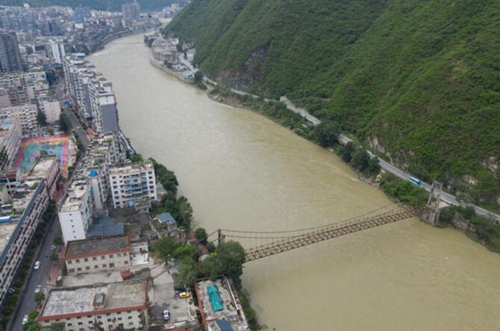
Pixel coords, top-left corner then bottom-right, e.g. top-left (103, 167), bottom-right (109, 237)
top-left (88, 33), bottom-right (500, 331)
top-left (196, 72), bottom-right (500, 255)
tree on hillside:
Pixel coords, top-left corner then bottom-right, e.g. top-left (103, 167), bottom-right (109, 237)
top-left (350, 148), bottom-right (370, 172)
top-left (314, 120), bottom-right (340, 147)
top-left (341, 142), bottom-right (355, 163)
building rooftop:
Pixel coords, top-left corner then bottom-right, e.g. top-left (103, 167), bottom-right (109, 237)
top-left (196, 278), bottom-right (249, 331)
top-left (27, 155), bottom-right (58, 179)
top-left (38, 279), bottom-right (148, 320)
top-left (59, 179), bottom-right (89, 212)
top-left (86, 215), bottom-right (124, 238)
top-left (65, 234), bottom-right (129, 259)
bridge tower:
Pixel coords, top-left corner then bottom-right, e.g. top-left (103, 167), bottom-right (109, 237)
top-left (426, 181), bottom-right (442, 226)
top-left (218, 229), bottom-right (225, 245)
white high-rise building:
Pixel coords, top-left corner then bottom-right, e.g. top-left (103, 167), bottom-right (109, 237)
top-left (47, 38), bottom-right (66, 64)
top-left (109, 162), bottom-right (157, 210)
top-left (58, 179), bottom-right (95, 244)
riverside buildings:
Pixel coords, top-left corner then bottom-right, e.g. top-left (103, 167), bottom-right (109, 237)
top-left (109, 161), bottom-right (157, 211)
top-left (63, 53), bottom-right (120, 133)
top-left (58, 132), bottom-right (126, 243)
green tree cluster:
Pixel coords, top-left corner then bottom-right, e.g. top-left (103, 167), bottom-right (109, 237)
top-left (58, 114), bottom-right (70, 133)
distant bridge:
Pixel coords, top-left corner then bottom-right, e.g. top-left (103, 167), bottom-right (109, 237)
top-left (217, 206), bottom-right (417, 262)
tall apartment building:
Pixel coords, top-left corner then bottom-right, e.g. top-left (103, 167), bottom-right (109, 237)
top-left (0, 180), bottom-right (49, 305)
top-left (0, 71), bottom-right (49, 107)
top-left (122, 2), bottom-right (140, 21)
top-left (0, 118), bottom-right (21, 171)
top-left (46, 38), bottom-right (65, 64)
top-left (0, 104), bottom-right (38, 132)
top-left (109, 161), bottom-right (157, 211)
top-left (0, 30), bottom-right (22, 73)
top-left (63, 54), bottom-right (120, 133)
top-left (37, 94), bottom-right (61, 123)
top-left (58, 179), bottom-right (94, 244)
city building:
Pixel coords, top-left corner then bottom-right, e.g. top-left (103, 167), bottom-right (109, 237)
top-left (0, 104), bottom-right (38, 131)
top-left (59, 132), bottom-right (125, 243)
top-left (0, 71), bottom-right (48, 107)
top-left (37, 93), bottom-right (61, 123)
top-left (36, 279), bottom-right (150, 330)
top-left (0, 30), bottom-right (23, 73)
top-left (109, 161), bottom-right (157, 211)
top-left (63, 54), bottom-right (120, 133)
top-left (0, 180), bottom-right (49, 305)
top-left (46, 37), bottom-right (66, 64)
top-left (0, 118), bottom-right (21, 171)
top-left (122, 2), bottom-right (140, 21)
top-left (63, 235), bottom-right (131, 275)
top-left (195, 277), bottom-right (250, 331)
top-left (0, 168), bottom-right (20, 196)
top-left (58, 179), bottom-right (94, 244)
top-left (26, 155), bottom-right (60, 199)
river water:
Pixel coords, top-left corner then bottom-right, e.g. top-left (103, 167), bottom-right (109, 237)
top-left (88, 34), bottom-right (500, 331)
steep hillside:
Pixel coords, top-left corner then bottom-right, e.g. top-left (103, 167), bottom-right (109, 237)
top-left (165, 0), bottom-right (500, 204)
top-left (0, 0), bottom-right (185, 11)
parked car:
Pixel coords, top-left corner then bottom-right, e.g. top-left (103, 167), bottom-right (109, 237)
top-left (50, 245), bottom-right (56, 250)
top-left (178, 291), bottom-right (190, 299)
top-left (22, 315), bottom-right (28, 325)
top-left (34, 261), bottom-right (41, 269)
top-left (163, 310), bottom-right (170, 321)
top-left (34, 285), bottom-right (42, 293)
top-left (8, 288), bottom-right (15, 294)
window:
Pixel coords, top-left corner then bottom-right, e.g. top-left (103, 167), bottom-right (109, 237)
top-left (117, 253), bottom-right (121, 257)
top-left (109, 263), bottom-right (115, 268)
top-left (68, 268), bottom-right (75, 273)
top-left (101, 256), bottom-right (105, 260)
top-left (84, 258), bottom-right (88, 262)
top-left (92, 257), bottom-right (97, 261)
top-left (77, 267), bottom-right (82, 271)
top-left (67, 260), bottom-right (72, 264)
top-left (67, 323), bottom-right (72, 326)
top-left (124, 261), bottom-right (128, 265)
top-left (102, 264), bottom-right (107, 268)
top-left (94, 265), bottom-right (98, 269)
top-left (109, 254), bottom-right (114, 258)
top-left (75, 259), bottom-right (80, 263)
top-left (107, 318), bottom-right (111, 322)
top-left (86, 266), bottom-right (90, 270)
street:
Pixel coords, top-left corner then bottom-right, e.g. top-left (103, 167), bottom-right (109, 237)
top-left (10, 218), bottom-right (62, 331)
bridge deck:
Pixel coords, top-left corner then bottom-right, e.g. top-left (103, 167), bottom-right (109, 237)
top-left (244, 208), bottom-right (416, 262)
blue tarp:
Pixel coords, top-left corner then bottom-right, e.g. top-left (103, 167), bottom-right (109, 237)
top-left (207, 285), bottom-right (223, 312)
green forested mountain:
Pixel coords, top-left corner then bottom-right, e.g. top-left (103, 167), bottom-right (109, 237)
top-left (0, 0), bottom-right (185, 11)
top-left (165, 0), bottom-right (500, 203)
